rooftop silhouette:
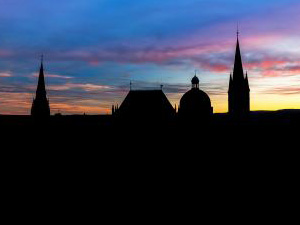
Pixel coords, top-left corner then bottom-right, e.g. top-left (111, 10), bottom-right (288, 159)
top-left (0, 32), bottom-right (299, 131)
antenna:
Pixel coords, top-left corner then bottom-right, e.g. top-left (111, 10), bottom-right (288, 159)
top-left (237, 22), bottom-right (239, 38)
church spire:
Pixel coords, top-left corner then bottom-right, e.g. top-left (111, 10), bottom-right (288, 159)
top-left (31, 56), bottom-right (50, 118)
top-left (36, 55), bottom-right (47, 98)
top-left (228, 29), bottom-right (250, 116)
top-left (233, 29), bottom-right (244, 80)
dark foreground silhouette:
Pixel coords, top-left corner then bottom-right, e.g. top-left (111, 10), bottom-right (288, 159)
top-left (1, 109), bottom-right (299, 145)
top-left (2, 110), bottom-right (298, 222)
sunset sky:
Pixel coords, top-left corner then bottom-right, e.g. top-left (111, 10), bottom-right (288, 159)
top-left (0, 0), bottom-right (299, 115)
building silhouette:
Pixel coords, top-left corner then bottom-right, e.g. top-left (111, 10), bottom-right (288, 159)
top-left (179, 75), bottom-right (213, 123)
top-left (228, 32), bottom-right (250, 117)
top-left (115, 89), bottom-right (175, 124)
top-left (31, 57), bottom-right (50, 118)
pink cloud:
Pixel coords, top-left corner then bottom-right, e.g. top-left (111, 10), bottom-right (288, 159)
top-left (264, 87), bottom-right (300, 95)
top-left (244, 58), bottom-right (300, 77)
top-left (48, 83), bottom-right (113, 92)
top-left (0, 71), bottom-right (13, 77)
top-left (243, 34), bottom-right (285, 49)
top-left (32, 73), bottom-right (73, 79)
top-left (50, 102), bottom-right (109, 115)
top-left (0, 92), bottom-right (32, 115)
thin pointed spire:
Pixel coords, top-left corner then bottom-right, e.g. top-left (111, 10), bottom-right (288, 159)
top-left (31, 56), bottom-right (50, 118)
top-left (37, 55), bottom-right (46, 96)
top-left (228, 28), bottom-right (250, 116)
top-left (233, 29), bottom-right (244, 80)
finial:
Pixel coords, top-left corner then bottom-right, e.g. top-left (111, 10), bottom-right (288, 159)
top-left (194, 69), bottom-right (198, 76)
top-left (237, 22), bottom-right (239, 38)
top-left (160, 84), bottom-right (163, 90)
top-left (130, 80), bottom-right (132, 90)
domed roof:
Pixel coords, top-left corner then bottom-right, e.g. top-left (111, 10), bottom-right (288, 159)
top-left (191, 75), bottom-right (199, 85)
top-left (179, 76), bottom-right (213, 120)
top-left (180, 88), bottom-right (211, 108)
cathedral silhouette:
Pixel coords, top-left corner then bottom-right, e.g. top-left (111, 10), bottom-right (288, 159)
top-left (1, 32), bottom-right (299, 130)
top-left (110, 32), bottom-right (249, 124)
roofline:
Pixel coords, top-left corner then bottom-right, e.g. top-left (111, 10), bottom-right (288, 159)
top-left (129, 89), bottom-right (163, 92)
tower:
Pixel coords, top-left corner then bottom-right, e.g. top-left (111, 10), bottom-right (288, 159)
top-left (31, 56), bottom-right (50, 118)
top-left (228, 31), bottom-right (250, 117)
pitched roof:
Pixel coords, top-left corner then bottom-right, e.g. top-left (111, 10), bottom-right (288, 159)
top-left (118, 90), bottom-right (175, 119)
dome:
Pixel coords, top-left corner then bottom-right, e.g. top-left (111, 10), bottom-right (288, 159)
top-left (191, 75), bottom-right (199, 85)
top-left (180, 89), bottom-right (211, 111)
top-left (179, 88), bottom-right (213, 121)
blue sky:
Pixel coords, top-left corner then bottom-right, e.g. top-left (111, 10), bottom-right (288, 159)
top-left (0, 0), bottom-right (300, 114)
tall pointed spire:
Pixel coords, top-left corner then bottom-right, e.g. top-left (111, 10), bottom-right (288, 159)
top-left (31, 56), bottom-right (50, 118)
top-left (36, 55), bottom-right (47, 98)
top-left (228, 29), bottom-right (250, 117)
top-left (233, 29), bottom-right (244, 80)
